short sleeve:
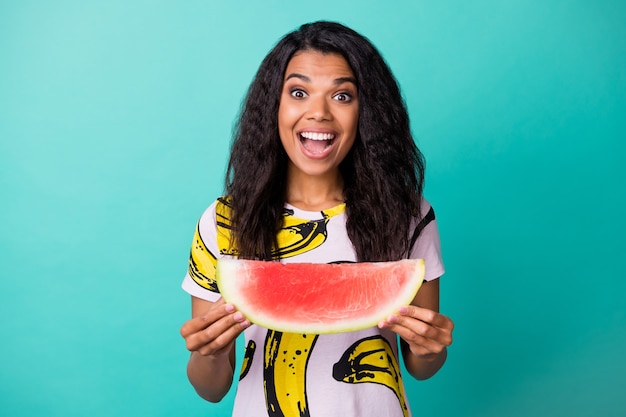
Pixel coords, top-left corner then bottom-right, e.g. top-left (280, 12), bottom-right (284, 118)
top-left (181, 201), bottom-right (222, 302)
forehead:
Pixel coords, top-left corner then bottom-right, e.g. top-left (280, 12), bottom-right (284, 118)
top-left (284, 50), bottom-right (355, 80)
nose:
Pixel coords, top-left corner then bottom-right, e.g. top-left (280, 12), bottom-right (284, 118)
top-left (306, 95), bottom-right (332, 122)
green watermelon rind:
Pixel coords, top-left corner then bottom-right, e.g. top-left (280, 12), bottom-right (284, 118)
top-left (216, 258), bottom-right (425, 334)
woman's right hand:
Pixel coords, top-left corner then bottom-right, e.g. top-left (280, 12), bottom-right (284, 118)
top-left (180, 297), bottom-right (251, 357)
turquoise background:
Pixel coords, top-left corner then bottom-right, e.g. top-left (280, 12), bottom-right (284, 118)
top-left (1, 1), bottom-right (625, 416)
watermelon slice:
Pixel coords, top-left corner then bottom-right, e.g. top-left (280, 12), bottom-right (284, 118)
top-left (216, 258), bottom-right (425, 334)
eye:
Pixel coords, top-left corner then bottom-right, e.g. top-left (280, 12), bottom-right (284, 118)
top-left (333, 92), bottom-right (353, 102)
top-left (290, 89), bottom-right (308, 99)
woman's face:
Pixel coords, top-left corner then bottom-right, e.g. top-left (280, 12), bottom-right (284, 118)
top-left (278, 50), bottom-right (359, 182)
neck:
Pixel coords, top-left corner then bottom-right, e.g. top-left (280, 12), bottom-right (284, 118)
top-left (285, 169), bottom-right (345, 212)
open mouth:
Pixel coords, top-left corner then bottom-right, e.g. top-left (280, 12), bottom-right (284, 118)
top-left (299, 131), bottom-right (336, 155)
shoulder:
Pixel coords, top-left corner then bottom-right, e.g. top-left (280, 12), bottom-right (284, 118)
top-left (411, 198), bottom-right (436, 234)
top-left (419, 197), bottom-right (434, 217)
top-left (196, 197), bottom-right (231, 223)
top-left (409, 197), bottom-right (444, 280)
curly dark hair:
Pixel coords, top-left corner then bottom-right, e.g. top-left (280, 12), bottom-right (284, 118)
top-left (225, 21), bottom-right (425, 262)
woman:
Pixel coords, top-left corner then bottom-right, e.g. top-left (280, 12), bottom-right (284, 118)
top-left (180, 21), bottom-right (454, 417)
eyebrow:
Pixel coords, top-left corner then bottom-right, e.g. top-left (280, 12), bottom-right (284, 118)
top-left (284, 73), bottom-right (357, 86)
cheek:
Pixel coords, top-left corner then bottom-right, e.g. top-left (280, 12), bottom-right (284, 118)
top-left (277, 108), bottom-right (296, 151)
top-left (343, 109), bottom-right (359, 136)
top-left (278, 105), bottom-right (297, 133)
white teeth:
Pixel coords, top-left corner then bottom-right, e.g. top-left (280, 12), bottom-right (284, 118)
top-left (300, 132), bottom-right (335, 140)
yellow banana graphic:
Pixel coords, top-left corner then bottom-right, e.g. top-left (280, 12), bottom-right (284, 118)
top-left (215, 197), bottom-right (238, 257)
top-left (188, 223), bottom-right (219, 292)
top-left (239, 340), bottom-right (256, 381)
top-left (264, 331), bottom-right (319, 417)
top-left (333, 335), bottom-right (409, 417)
top-left (274, 213), bottom-right (328, 258)
top-left (215, 198), bottom-right (336, 259)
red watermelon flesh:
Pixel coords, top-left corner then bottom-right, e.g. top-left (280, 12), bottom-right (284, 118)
top-left (216, 258), bottom-right (425, 334)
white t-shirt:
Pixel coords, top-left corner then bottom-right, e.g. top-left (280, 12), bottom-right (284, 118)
top-left (182, 197), bottom-right (444, 417)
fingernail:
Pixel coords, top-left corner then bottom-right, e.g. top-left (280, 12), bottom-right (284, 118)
top-left (224, 304), bottom-right (235, 313)
top-left (388, 314), bottom-right (399, 323)
top-left (398, 306), bottom-right (409, 314)
top-left (378, 320), bottom-right (387, 329)
top-left (241, 320), bottom-right (251, 328)
top-left (233, 312), bottom-right (244, 322)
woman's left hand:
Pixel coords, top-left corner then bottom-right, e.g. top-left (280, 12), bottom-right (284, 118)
top-left (379, 305), bottom-right (454, 361)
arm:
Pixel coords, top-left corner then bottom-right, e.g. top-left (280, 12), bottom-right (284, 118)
top-left (180, 296), bottom-right (251, 402)
top-left (378, 278), bottom-right (454, 380)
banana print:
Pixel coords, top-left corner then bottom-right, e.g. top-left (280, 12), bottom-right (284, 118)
top-left (264, 331), bottom-right (319, 417)
top-left (274, 210), bottom-right (328, 258)
top-left (332, 335), bottom-right (409, 417)
top-left (187, 223), bottom-right (219, 292)
top-left (215, 197), bottom-right (238, 257)
top-left (239, 340), bottom-right (256, 381)
top-left (214, 197), bottom-right (334, 259)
